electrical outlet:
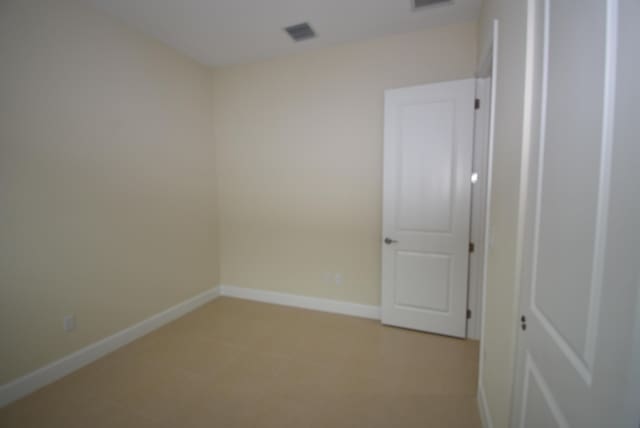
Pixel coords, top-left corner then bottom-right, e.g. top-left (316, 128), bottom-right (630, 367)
top-left (64, 314), bottom-right (76, 332)
top-left (335, 273), bottom-right (343, 286)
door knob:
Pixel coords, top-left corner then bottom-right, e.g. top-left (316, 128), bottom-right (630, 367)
top-left (384, 237), bottom-right (398, 245)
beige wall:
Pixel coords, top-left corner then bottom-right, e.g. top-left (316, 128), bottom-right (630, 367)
top-left (212, 22), bottom-right (477, 306)
top-left (0, 0), bottom-right (218, 384)
top-left (476, 1), bottom-right (528, 427)
top-left (0, 0), bottom-right (479, 388)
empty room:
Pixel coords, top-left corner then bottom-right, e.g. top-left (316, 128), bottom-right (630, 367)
top-left (1, 0), bottom-right (639, 427)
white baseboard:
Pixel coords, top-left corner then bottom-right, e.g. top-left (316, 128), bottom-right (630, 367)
top-left (0, 286), bottom-right (220, 408)
top-left (1, 284), bottom-right (380, 408)
top-left (478, 381), bottom-right (494, 428)
top-left (219, 284), bottom-right (381, 320)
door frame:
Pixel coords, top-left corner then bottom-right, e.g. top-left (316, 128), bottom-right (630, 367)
top-left (476, 18), bottom-right (499, 428)
top-left (466, 77), bottom-right (491, 340)
top-left (508, 1), bottom-right (538, 424)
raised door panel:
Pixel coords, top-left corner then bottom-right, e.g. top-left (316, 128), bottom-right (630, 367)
top-left (532, 0), bottom-right (608, 369)
top-left (396, 101), bottom-right (455, 234)
top-left (395, 251), bottom-right (452, 313)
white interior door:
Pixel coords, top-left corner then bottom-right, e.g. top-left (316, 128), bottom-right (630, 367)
top-left (512, 1), bottom-right (640, 427)
top-left (381, 79), bottom-right (474, 338)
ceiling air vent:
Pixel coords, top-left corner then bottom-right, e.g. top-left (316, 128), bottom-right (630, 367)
top-left (284, 22), bottom-right (316, 42)
top-left (412, 0), bottom-right (452, 10)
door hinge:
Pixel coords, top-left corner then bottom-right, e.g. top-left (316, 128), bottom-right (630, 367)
top-left (474, 98), bottom-right (480, 110)
top-left (467, 309), bottom-right (472, 319)
top-left (469, 242), bottom-right (475, 253)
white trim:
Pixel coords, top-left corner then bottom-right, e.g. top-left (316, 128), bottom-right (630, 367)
top-left (477, 17), bottom-right (499, 426)
top-left (509, 1), bottom-right (538, 424)
top-left (0, 286), bottom-right (221, 408)
top-left (478, 381), bottom-right (494, 428)
top-left (219, 285), bottom-right (381, 320)
top-left (467, 77), bottom-right (491, 340)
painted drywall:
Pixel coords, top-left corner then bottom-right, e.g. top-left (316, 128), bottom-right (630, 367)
top-left (212, 22), bottom-right (477, 306)
top-left (476, 1), bottom-right (528, 427)
top-left (0, 0), bottom-right (218, 384)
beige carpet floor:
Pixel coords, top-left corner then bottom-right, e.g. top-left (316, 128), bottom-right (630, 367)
top-left (0, 297), bottom-right (481, 427)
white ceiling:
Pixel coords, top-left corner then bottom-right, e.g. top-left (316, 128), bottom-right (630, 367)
top-left (86, 0), bottom-right (482, 68)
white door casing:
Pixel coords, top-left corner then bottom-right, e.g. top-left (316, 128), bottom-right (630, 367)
top-left (381, 79), bottom-right (475, 338)
top-left (467, 77), bottom-right (492, 340)
top-left (512, 1), bottom-right (640, 427)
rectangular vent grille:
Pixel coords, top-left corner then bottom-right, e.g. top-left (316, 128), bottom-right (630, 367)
top-left (413, 0), bottom-right (452, 9)
top-left (284, 22), bottom-right (316, 42)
